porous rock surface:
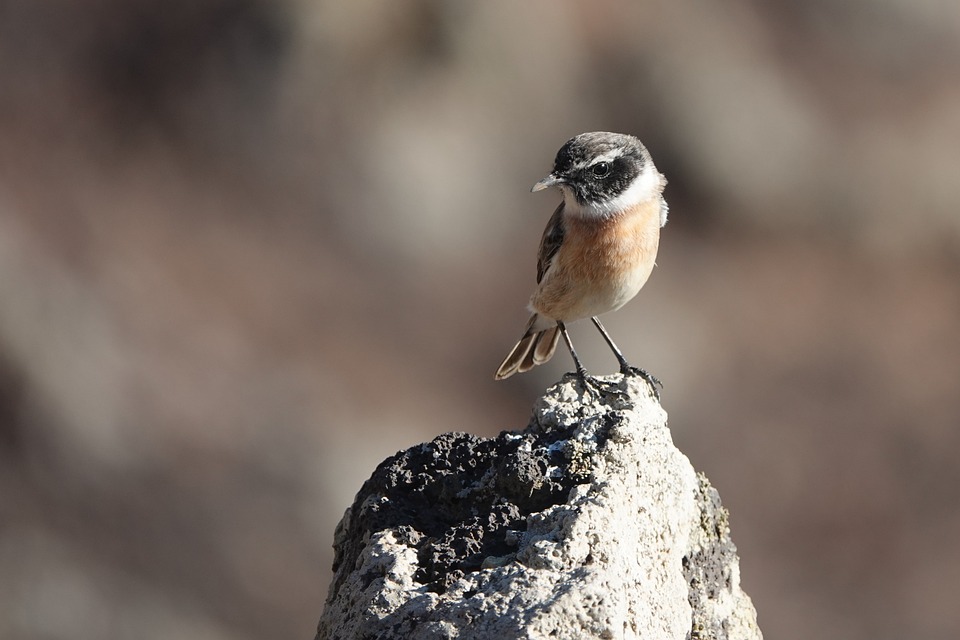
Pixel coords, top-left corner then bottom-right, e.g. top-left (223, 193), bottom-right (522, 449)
top-left (316, 374), bottom-right (762, 640)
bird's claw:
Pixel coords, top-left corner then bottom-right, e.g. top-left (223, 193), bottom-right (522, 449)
top-left (620, 366), bottom-right (662, 400)
top-left (563, 371), bottom-right (613, 399)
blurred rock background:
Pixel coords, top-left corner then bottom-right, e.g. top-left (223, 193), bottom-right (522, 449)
top-left (1, 1), bottom-right (958, 639)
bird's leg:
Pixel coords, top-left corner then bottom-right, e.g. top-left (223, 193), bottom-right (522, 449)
top-left (557, 322), bottom-right (604, 395)
top-left (590, 317), bottom-right (662, 400)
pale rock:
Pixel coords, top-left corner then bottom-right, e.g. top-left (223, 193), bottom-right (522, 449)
top-left (316, 374), bottom-right (762, 640)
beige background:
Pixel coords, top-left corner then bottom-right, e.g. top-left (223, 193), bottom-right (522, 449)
top-left (2, 1), bottom-right (959, 639)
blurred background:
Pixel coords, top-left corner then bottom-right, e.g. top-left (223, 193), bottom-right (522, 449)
top-left (1, 1), bottom-right (959, 638)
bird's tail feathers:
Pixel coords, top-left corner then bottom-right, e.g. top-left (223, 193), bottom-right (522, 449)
top-left (494, 315), bottom-right (559, 380)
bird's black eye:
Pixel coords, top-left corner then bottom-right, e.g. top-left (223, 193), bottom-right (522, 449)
top-left (591, 162), bottom-right (610, 178)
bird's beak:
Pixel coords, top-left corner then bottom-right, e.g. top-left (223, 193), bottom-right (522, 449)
top-left (531, 173), bottom-right (562, 193)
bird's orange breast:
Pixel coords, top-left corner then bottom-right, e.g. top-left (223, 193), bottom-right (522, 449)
top-left (530, 198), bottom-right (661, 322)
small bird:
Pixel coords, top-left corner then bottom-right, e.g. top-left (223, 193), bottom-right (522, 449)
top-left (494, 132), bottom-right (667, 398)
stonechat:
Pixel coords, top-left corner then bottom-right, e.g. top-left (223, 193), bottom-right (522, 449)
top-left (494, 132), bottom-right (667, 398)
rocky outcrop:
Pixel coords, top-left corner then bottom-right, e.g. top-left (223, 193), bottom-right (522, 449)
top-left (316, 374), bottom-right (762, 640)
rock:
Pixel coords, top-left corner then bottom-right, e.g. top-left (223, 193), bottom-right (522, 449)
top-left (315, 374), bottom-right (762, 640)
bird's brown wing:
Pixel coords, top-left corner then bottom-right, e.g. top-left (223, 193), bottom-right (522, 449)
top-left (536, 201), bottom-right (565, 284)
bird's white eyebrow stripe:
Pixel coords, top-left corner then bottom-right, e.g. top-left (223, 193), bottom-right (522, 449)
top-left (571, 149), bottom-right (624, 171)
top-left (588, 149), bottom-right (624, 165)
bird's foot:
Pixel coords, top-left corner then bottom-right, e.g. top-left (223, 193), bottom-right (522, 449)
top-left (562, 370), bottom-right (613, 399)
top-left (620, 365), bottom-right (663, 401)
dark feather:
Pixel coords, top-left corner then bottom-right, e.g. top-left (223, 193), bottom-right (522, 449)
top-left (494, 314), bottom-right (561, 379)
top-left (536, 201), bottom-right (565, 284)
top-left (518, 332), bottom-right (540, 373)
top-left (532, 325), bottom-right (559, 365)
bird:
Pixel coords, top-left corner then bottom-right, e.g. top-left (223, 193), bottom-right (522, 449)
top-left (494, 131), bottom-right (667, 398)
